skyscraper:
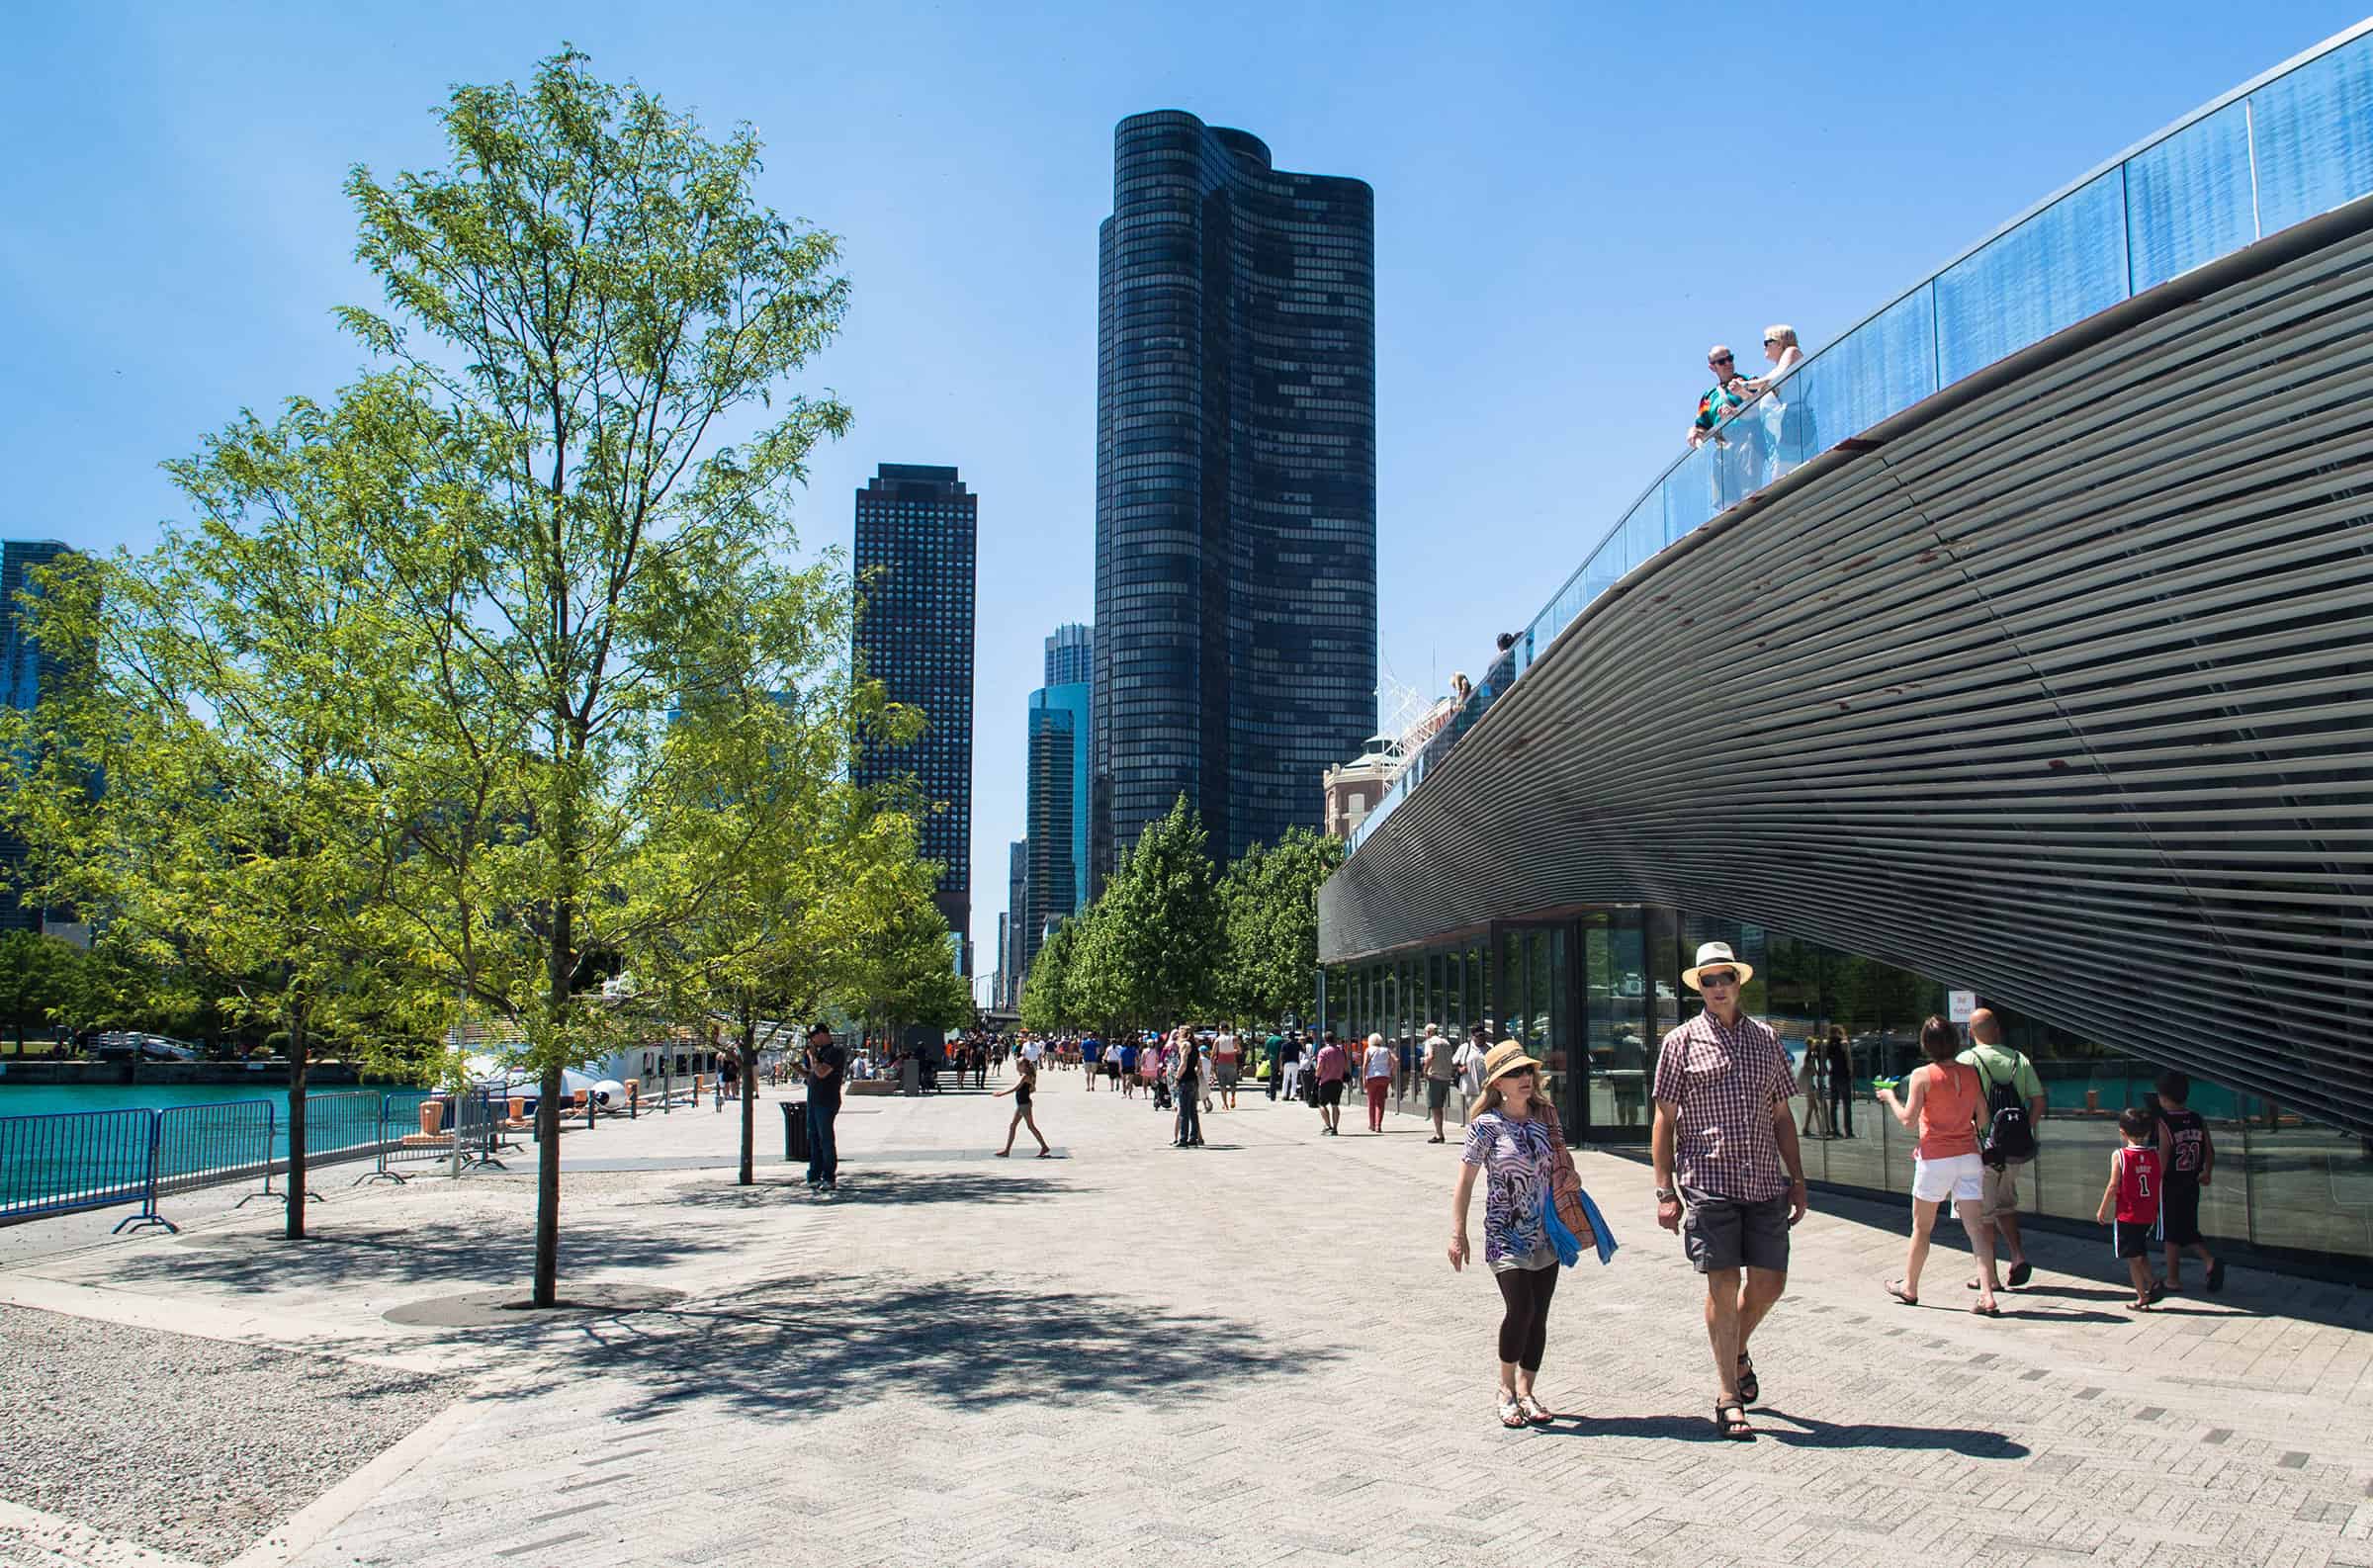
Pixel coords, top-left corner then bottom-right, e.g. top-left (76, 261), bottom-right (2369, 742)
top-left (1024, 678), bottom-right (1090, 977)
top-left (0, 541), bottom-right (82, 933)
top-left (1094, 112), bottom-right (1377, 881)
top-left (1044, 622), bottom-right (1094, 688)
top-left (851, 465), bottom-right (977, 973)
top-left (1007, 838), bottom-right (1028, 1002)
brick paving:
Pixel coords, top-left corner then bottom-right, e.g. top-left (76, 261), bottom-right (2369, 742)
top-left (2, 1073), bottom-right (2368, 1568)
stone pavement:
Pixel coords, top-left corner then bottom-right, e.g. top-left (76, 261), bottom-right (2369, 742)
top-left (2, 1072), bottom-right (2369, 1568)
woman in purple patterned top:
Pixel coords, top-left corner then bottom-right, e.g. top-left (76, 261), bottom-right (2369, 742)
top-left (1450, 1039), bottom-right (1581, 1428)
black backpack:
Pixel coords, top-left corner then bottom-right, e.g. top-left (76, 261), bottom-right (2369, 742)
top-left (1976, 1053), bottom-right (2037, 1165)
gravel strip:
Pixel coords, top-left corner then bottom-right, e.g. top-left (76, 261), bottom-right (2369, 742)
top-left (0, 1303), bottom-right (451, 1565)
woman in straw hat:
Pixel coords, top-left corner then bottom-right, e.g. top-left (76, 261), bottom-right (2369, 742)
top-left (1450, 1039), bottom-right (1592, 1427)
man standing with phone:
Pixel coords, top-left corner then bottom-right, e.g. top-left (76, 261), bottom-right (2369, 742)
top-left (804, 1021), bottom-right (846, 1196)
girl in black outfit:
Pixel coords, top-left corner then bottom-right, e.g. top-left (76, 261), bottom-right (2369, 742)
top-left (994, 1057), bottom-right (1051, 1158)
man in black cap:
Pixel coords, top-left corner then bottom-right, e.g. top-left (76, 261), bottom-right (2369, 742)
top-left (803, 1021), bottom-right (845, 1194)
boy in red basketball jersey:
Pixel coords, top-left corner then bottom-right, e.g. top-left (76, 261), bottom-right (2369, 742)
top-left (2096, 1107), bottom-right (2166, 1310)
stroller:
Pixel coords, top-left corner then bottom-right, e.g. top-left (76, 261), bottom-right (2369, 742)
top-left (1152, 1068), bottom-right (1173, 1112)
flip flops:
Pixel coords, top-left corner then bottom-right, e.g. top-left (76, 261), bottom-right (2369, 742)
top-left (1886, 1279), bottom-right (1919, 1306)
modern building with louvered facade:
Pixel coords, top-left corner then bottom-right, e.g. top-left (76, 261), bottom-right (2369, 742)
top-left (1093, 112), bottom-right (1376, 884)
top-left (1318, 26), bottom-right (2373, 1272)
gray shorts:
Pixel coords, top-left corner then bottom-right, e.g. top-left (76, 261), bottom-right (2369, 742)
top-left (1216, 1063), bottom-right (1239, 1088)
top-left (1681, 1186), bottom-right (1792, 1274)
top-left (1427, 1078), bottom-right (1451, 1111)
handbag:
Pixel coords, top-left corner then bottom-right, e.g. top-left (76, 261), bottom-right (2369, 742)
top-left (1541, 1111), bottom-right (1618, 1266)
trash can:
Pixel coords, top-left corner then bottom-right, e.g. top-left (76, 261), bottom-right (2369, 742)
top-left (780, 1099), bottom-right (810, 1163)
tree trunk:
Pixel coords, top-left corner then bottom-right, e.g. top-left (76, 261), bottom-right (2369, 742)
top-left (534, 893), bottom-right (572, 1309)
top-left (286, 1023), bottom-right (309, 1240)
top-left (738, 1015), bottom-right (757, 1186)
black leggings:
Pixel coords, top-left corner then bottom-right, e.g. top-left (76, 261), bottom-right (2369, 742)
top-left (1494, 1263), bottom-right (1559, 1370)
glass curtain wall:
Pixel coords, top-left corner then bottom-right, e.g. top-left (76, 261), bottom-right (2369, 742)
top-left (1336, 905), bottom-right (2370, 1271)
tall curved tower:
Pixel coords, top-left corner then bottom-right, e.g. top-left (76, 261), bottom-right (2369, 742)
top-left (1094, 111), bottom-right (1376, 882)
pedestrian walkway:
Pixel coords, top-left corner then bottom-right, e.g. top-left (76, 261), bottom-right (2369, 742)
top-left (1, 1078), bottom-right (2367, 1568)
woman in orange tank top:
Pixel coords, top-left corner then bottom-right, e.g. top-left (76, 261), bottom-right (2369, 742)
top-left (1875, 1016), bottom-right (2004, 1314)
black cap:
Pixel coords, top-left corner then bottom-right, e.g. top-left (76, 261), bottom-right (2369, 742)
top-left (807, 1021), bottom-right (835, 1038)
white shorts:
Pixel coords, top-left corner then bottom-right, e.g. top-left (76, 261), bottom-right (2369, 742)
top-left (1911, 1152), bottom-right (1984, 1204)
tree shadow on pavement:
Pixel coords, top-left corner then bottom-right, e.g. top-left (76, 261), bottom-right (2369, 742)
top-left (71, 1215), bottom-right (742, 1299)
top-left (539, 1269), bottom-right (1341, 1423)
top-left (666, 1172), bottom-right (1049, 1209)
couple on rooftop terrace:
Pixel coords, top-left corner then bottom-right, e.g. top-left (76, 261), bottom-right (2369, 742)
top-left (1688, 327), bottom-right (1802, 449)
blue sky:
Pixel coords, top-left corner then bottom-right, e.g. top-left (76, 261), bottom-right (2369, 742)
top-left (2, 1), bottom-right (2359, 977)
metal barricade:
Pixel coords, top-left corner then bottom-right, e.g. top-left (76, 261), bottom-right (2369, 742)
top-left (366, 1092), bottom-right (456, 1183)
top-left (449, 1089), bottom-right (511, 1172)
top-left (0, 1107), bottom-right (156, 1229)
top-left (296, 1089), bottom-right (394, 1178)
top-left (153, 1098), bottom-right (276, 1202)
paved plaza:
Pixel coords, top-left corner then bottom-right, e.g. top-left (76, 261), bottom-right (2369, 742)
top-left (2, 1077), bottom-right (2370, 1568)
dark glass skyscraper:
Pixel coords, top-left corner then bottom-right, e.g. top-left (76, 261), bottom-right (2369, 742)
top-left (1007, 838), bottom-right (1028, 1001)
top-left (851, 465), bottom-right (977, 973)
top-left (1094, 112), bottom-right (1377, 880)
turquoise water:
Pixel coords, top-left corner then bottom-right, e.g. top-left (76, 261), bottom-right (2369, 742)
top-left (0, 1084), bottom-right (435, 1216)
top-left (0, 1082), bottom-right (421, 1117)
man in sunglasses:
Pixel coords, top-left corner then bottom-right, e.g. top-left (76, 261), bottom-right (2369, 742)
top-left (1651, 942), bottom-right (1807, 1439)
top-left (1687, 345), bottom-right (1752, 449)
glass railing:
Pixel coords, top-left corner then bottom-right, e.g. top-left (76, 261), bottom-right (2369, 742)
top-left (1352, 22), bottom-right (2373, 854)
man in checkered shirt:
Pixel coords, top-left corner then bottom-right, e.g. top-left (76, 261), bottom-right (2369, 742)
top-left (1651, 942), bottom-right (1808, 1439)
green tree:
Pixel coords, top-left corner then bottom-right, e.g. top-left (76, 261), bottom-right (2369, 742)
top-left (0, 931), bottom-right (79, 1051)
top-left (1066, 795), bottom-right (1220, 1031)
top-left (342, 48), bottom-right (853, 1304)
top-left (1017, 915), bottom-right (1074, 1035)
top-left (0, 418), bottom-right (437, 1236)
top-left (633, 660), bottom-right (933, 1185)
top-left (1216, 827), bottom-right (1343, 1030)
top-left (843, 889), bottom-right (971, 1057)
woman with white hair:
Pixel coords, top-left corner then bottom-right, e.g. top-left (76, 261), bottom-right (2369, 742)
top-left (1738, 324), bottom-right (1803, 394)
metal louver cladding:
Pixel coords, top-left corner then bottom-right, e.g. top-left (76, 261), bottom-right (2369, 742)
top-left (1321, 197), bottom-right (2373, 1139)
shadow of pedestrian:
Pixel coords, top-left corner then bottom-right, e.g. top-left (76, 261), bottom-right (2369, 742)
top-left (1750, 1407), bottom-right (2028, 1456)
top-left (532, 1269), bottom-right (1340, 1423)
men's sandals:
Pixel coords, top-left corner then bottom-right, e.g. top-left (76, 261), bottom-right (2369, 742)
top-left (1714, 1399), bottom-right (1754, 1439)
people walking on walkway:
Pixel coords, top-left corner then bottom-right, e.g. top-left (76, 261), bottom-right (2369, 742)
top-left (1362, 1032), bottom-right (1395, 1133)
top-left (1875, 1016), bottom-right (2003, 1315)
top-left (1450, 1039), bottom-right (1590, 1428)
top-left (1213, 1026), bottom-right (1241, 1110)
top-left (1959, 1008), bottom-right (2043, 1290)
top-left (1422, 1023), bottom-right (1455, 1142)
top-left (1263, 1030), bottom-right (1283, 1099)
top-left (1173, 1030), bottom-right (1205, 1148)
top-left (1313, 1031), bottom-right (1348, 1136)
top-left (1650, 942), bottom-right (1806, 1440)
top-left (1277, 1031), bottom-right (1305, 1103)
top-left (803, 1021), bottom-right (845, 1195)
top-left (994, 1054), bottom-right (1052, 1158)
top-left (2153, 1072), bottom-right (2225, 1294)
top-left (1081, 1033), bottom-right (1101, 1091)
top-left (2097, 1106), bottom-right (2165, 1310)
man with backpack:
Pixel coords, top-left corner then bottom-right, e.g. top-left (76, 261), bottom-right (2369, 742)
top-left (1958, 1007), bottom-right (2046, 1289)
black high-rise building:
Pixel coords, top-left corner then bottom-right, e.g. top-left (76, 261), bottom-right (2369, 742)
top-left (1007, 838), bottom-right (1028, 1001)
top-left (851, 465), bottom-right (977, 974)
top-left (1094, 112), bottom-right (1377, 882)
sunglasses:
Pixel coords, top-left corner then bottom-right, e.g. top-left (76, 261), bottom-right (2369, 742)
top-left (1697, 971), bottom-right (1740, 987)
top-left (1710, 356), bottom-right (1734, 366)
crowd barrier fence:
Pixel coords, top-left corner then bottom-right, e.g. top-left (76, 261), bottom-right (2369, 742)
top-left (0, 1090), bottom-right (521, 1235)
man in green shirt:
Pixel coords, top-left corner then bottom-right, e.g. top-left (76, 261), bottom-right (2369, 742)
top-left (1263, 1032), bottom-right (1284, 1099)
top-left (1957, 1008), bottom-right (2047, 1288)
top-left (1687, 346), bottom-right (1751, 449)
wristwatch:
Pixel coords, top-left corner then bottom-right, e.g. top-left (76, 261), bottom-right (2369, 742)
top-left (1654, 1185), bottom-right (1678, 1202)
